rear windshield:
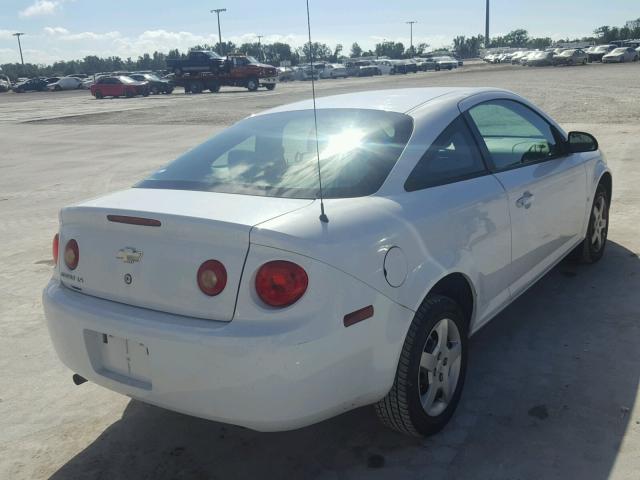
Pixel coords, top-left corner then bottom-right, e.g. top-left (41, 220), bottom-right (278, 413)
top-left (137, 109), bottom-right (413, 199)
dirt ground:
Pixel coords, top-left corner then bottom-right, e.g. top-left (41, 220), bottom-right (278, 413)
top-left (1, 62), bottom-right (639, 479)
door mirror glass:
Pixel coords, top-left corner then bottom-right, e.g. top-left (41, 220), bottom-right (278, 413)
top-left (568, 131), bottom-right (598, 153)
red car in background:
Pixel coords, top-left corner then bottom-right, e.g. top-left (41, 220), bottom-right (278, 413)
top-left (90, 76), bottom-right (149, 99)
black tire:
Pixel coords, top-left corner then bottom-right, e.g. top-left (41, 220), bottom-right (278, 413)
top-left (574, 185), bottom-right (609, 263)
top-left (190, 81), bottom-right (203, 94)
top-left (265, 83), bottom-right (276, 91)
top-left (375, 295), bottom-right (468, 437)
top-left (125, 90), bottom-right (134, 98)
top-left (246, 77), bottom-right (259, 92)
top-left (54, 85), bottom-right (62, 91)
top-left (151, 86), bottom-right (159, 95)
top-left (94, 90), bottom-right (103, 99)
top-left (142, 89), bottom-right (149, 97)
top-left (207, 81), bottom-right (221, 93)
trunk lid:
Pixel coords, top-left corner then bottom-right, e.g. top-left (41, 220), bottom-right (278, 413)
top-left (59, 188), bottom-right (312, 321)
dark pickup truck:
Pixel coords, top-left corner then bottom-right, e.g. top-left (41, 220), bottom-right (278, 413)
top-left (168, 53), bottom-right (279, 92)
top-left (166, 50), bottom-right (225, 75)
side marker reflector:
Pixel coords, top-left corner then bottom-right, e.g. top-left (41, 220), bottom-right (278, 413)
top-left (344, 305), bottom-right (374, 328)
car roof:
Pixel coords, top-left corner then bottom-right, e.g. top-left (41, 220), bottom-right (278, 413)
top-left (258, 87), bottom-right (503, 116)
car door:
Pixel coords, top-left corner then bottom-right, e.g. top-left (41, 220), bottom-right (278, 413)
top-left (401, 115), bottom-right (512, 327)
top-left (465, 98), bottom-right (587, 297)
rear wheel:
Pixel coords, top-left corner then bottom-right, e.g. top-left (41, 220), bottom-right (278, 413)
top-left (190, 81), bottom-right (204, 94)
top-left (125, 90), bottom-right (134, 98)
top-left (575, 185), bottom-right (609, 263)
top-left (151, 86), bottom-right (159, 95)
top-left (94, 90), bottom-right (103, 99)
top-left (375, 295), bottom-right (468, 437)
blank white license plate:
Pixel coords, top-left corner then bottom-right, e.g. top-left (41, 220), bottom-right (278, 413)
top-left (87, 330), bottom-right (152, 389)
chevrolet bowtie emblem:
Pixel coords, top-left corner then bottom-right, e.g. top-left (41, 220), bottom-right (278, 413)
top-left (116, 247), bottom-right (143, 264)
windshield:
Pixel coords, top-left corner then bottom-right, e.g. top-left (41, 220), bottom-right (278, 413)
top-left (137, 109), bottom-right (414, 199)
top-left (246, 56), bottom-right (259, 64)
top-left (559, 50), bottom-right (575, 56)
top-left (119, 76), bottom-right (137, 84)
top-left (611, 48), bottom-right (626, 54)
top-left (595, 46), bottom-right (609, 52)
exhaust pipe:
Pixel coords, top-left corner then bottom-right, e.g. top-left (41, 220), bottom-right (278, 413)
top-left (72, 374), bottom-right (87, 385)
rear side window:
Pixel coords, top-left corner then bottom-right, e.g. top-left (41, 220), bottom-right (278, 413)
top-left (405, 116), bottom-right (486, 192)
top-left (468, 100), bottom-right (560, 171)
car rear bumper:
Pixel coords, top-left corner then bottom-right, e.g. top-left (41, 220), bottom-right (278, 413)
top-left (43, 278), bottom-right (413, 431)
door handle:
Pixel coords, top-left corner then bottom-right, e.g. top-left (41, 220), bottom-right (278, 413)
top-left (516, 191), bottom-right (534, 209)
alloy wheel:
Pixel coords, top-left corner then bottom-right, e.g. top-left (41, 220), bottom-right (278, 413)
top-left (418, 318), bottom-right (462, 416)
top-left (591, 195), bottom-right (608, 252)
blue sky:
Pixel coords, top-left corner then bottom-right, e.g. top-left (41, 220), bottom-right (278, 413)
top-left (0, 0), bottom-right (637, 64)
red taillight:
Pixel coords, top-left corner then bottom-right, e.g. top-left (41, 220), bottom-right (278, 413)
top-left (53, 233), bottom-right (59, 265)
top-left (197, 260), bottom-right (227, 296)
top-left (64, 239), bottom-right (79, 270)
top-left (255, 260), bottom-right (308, 307)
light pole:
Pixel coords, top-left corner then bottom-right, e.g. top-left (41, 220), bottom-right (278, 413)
top-left (406, 21), bottom-right (417, 56)
top-left (13, 32), bottom-right (25, 65)
top-left (485, 0), bottom-right (490, 47)
top-left (257, 34), bottom-right (264, 61)
top-left (210, 8), bottom-right (227, 53)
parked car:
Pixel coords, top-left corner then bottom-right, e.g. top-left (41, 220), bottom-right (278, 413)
top-left (128, 73), bottom-right (173, 94)
top-left (389, 59), bottom-right (410, 74)
top-left (433, 56), bottom-right (458, 70)
top-left (587, 45), bottom-right (616, 62)
top-left (0, 74), bottom-right (10, 92)
top-left (602, 47), bottom-right (639, 63)
top-left (527, 51), bottom-right (555, 67)
top-left (553, 49), bottom-right (588, 66)
top-left (47, 76), bottom-right (83, 91)
top-left (44, 87), bottom-right (611, 438)
top-left (45, 77), bottom-right (61, 85)
top-left (510, 51), bottom-right (529, 64)
top-left (373, 60), bottom-right (394, 75)
top-left (277, 66), bottom-right (296, 82)
top-left (321, 64), bottom-right (348, 79)
top-left (90, 76), bottom-right (149, 99)
top-left (357, 65), bottom-right (379, 77)
top-left (12, 78), bottom-right (48, 93)
top-left (419, 57), bottom-right (440, 71)
top-left (520, 51), bottom-right (540, 66)
top-left (405, 59), bottom-right (419, 73)
top-left (294, 65), bottom-right (320, 81)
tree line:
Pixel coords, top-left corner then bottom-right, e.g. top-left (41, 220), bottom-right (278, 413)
top-left (1, 18), bottom-right (638, 80)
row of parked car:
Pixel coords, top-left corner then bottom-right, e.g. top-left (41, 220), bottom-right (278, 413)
top-left (484, 44), bottom-right (640, 67)
top-left (0, 71), bottom-right (175, 95)
top-left (278, 56), bottom-right (462, 81)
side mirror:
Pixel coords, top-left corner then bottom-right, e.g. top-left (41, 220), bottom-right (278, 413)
top-left (567, 131), bottom-right (598, 153)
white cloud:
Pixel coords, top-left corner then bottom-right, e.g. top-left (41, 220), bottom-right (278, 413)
top-left (19, 0), bottom-right (60, 17)
top-left (44, 26), bottom-right (69, 35)
top-left (0, 30), bottom-right (17, 40)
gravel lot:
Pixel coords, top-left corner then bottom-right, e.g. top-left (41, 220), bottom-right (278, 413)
top-left (1, 62), bottom-right (640, 480)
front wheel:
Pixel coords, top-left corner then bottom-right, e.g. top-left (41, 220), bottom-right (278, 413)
top-left (94, 90), bottom-right (103, 99)
top-left (246, 78), bottom-right (259, 91)
top-left (375, 295), bottom-right (468, 437)
top-left (575, 185), bottom-right (609, 263)
top-left (265, 83), bottom-right (276, 91)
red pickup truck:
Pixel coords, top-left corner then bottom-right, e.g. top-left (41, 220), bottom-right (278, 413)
top-left (168, 53), bottom-right (278, 93)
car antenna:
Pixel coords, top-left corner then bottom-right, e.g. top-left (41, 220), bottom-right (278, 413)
top-left (306, 0), bottom-right (329, 223)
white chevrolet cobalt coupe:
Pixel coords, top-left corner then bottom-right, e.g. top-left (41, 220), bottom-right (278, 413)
top-left (44, 88), bottom-right (611, 437)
